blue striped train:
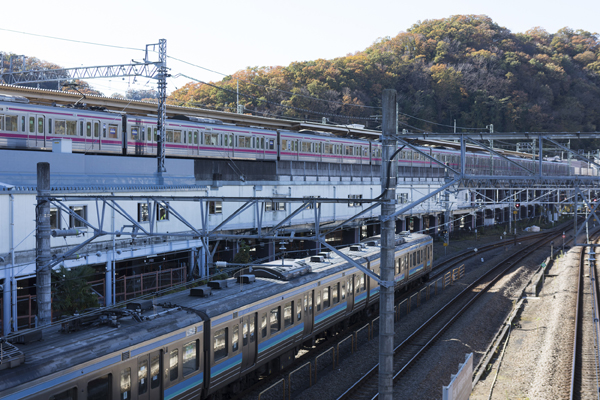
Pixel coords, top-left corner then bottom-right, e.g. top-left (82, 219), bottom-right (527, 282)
top-left (0, 232), bottom-right (432, 400)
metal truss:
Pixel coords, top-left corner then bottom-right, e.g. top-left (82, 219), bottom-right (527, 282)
top-left (0, 63), bottom-right (160, 85)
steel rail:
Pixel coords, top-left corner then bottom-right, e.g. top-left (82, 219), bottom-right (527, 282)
top-left (337, 230), bottom-right (566, 400)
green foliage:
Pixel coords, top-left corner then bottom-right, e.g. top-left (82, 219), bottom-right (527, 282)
top-left (51, 265), bottom-right (99, 316)
top-left (168, 15), bottom-right (600, 143)
top-left (233, 240), bottom-right (253, 264)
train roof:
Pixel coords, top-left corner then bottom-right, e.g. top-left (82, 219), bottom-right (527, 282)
top-left (0, 233), bottom-right (431, 392)
top-left (0, 304), bottom-right (203, 392)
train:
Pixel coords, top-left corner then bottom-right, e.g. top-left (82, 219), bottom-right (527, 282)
top-left (0, 94), bottom-right (590, 177)
top-left (0, 232), bottom-right (432, 400)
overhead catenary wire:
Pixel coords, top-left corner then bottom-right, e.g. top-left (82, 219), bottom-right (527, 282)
top-left (180, 75), bottom-right (377, 122)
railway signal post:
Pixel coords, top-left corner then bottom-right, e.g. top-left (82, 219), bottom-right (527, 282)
top-left (379, 89), bottom-right (398, 400)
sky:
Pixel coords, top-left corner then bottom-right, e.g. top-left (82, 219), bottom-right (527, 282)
top-left (1, 0), bottom-right (599, 97)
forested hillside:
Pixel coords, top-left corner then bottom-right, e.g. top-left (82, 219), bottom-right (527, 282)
top-left (169, 15), bottom-right (600, 147)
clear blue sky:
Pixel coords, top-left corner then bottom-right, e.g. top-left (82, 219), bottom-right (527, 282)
top-left (1, 0), bottom-right (598, 96)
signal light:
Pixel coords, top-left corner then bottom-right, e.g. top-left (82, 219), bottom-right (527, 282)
top-left (515, 203), bottom-right (520, 209)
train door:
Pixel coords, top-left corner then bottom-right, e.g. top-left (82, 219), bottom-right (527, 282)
top-left (346, 275), bottom-right (355, 313)
top-left (85, 120), bottom-right (101, 151)
top-left (256, 135), bottom-right (265, 160)
top-left (130, 125), bottom-right (145, 155)
top-left (30, 114), bottom-right (44, 147)
top-left (241, 313), bottom-right (257, 371)
top-left (137, 350), bottom-right (163, 400)
top-left (302, 291), bottom-right (314, 337)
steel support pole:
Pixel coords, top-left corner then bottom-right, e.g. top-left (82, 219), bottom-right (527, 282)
top-left (379, 89), bottom-right (397, 400)
top-left (156, 39), bottom-right (167, 178)
top-left (36, 163), bottom-right (52, 328)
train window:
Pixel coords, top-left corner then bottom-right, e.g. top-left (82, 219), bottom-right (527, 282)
top-left (54, 120), bottom-right (66, 135)
top-left (188, 131), bottom-right (193, 144)
top-left (281, 139), bottom-right (288, 150)
top-left (183, 340), bottom-right (199, 376)
top-left (297, 300), bottom-right (302, 321)
top-left (341, 283), bottom-right (346, 300)
top-left (214, 328), bottom-right (228, 361)
top-left (348, 278), bottom-right (353, 294)
top-left (332, 284), bottom-right (339, 304)
top-left (283, 302), bottom-right (293, 328)
top-left (93, 122), bottom-right (99, 138)
top-left (308, 294), bottom-right (312, 312)
top-left (108, 124), bottom-right (117, 138)
top-left (361, 274), bottom-right (365, 291)
top-left (38, 117), bottom-right (44, 134)
top-left (154, 128), bottom-right (158, 142)
top-left (102, 124), bottom-right (107, 138)
top-left (261, 137), bottom-right (265, 149)
top-left (120, 368), bottom-right (131, 400)
top-left (270, 306), bottom-right (280, 335)
top-left (87, 374), bottom-right (112, 400)
top-left (131, 127), bottom-right (138, 139)
top-left (302, 142), bottom-right (310, 152)
top-left (79, 121), bottom-right (84, 136)
top-left (166, 130), bottom-right (173, 143)
top-left (243, 321), bottom-right (248, 346)
top-left (0, 115), bottom-right (3, 130)
top-left (86, 122), bottom-right (92, 137)
top-left (29, 116), bottom-right (35, 133)
top-left (194, 131), bottom-right (199, 144)
top-left (150, 353), bottom-right (160, 389)
top-left (138, 359), bottom-right (148, 395)
top-left (239, 136), bottom-right (251, 148)
top-left (323, 288), bottom-right (330, 308)
top-left (316, 291), bottom-right (321, 311)
top-left (174, 130), bottom-right (182, 143)
top-left (261, 313), bottom-right (267, 338)
top-left (20, 115), bottom-right (25, 131)
top-left (232, 325), bottom-right (239, 352)
top-left (249, 317), bottom-right (256, 343)
top-left (66, 121), bottom-right (77, 136)
top-left (183, 131), bottom-right (187, 143)
top-left (50, 387), bottom-right (77, 400)
top-left (169, 349), bottom-right (179, 381)
top-left (315, 142), bottom-right (321, 153)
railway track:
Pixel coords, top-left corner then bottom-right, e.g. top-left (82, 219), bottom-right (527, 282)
top-left (570, 236), bottom-right (600, 399)
top-left (431, 226), bottom-right (571, 279)
top-left (337, 228), bottom-right (566, 400)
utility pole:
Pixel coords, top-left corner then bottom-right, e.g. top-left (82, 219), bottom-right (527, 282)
top-left (379, 89), bottom-right (397, 400)
top-left (36, 163), bottom-right (52, 328)
top-left (155, 39), bottom-right (168, 179)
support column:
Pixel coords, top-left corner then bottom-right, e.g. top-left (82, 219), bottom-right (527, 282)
top-left (36, 162), bottom-right (52, 328)
top-left (379, 89), bottom-right (397, 400)
top-left (105, 260), bottom-right (112, 307)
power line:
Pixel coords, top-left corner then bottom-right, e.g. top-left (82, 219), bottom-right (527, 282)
top-left (168, 55), bottom-right (382, 111)
top-left (0, 28), bottom-right (144, 52)
top-left (397, 109), bottom-right (482, 131)
top-left (179, 75), bottom-right (377, 122)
